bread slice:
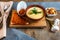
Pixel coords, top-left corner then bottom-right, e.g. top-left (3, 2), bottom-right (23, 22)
top-left (11, 10), bottom-right (29, 25)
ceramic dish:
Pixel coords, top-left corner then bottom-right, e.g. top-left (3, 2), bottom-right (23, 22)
top-left (17, 1), bottom-right (27, 16)
top-left (46, 7), bottom-right (57, 17)
top-left (26, 5), bottom-right (46, 20)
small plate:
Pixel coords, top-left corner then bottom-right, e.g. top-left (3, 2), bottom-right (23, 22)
top-left (46, 7), bottom-right (57, 17)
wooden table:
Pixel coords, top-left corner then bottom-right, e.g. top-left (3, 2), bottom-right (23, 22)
top-left (17, 11), bottom-right (60, 40)
top-left (8, 2), bottom-right (60, 40)
top-left (0, 1), bottom-right (60, 40)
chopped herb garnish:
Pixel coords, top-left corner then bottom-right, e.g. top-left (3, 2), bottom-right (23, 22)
top-left (31, 8), bottom-right (42, 14)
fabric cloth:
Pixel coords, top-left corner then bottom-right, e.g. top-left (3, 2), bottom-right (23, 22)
top-left (3, 28), bottom-right (35, 40)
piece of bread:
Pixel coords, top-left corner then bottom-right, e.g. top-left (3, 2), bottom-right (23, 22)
top-left (11, 10), bottom-right (29, 25)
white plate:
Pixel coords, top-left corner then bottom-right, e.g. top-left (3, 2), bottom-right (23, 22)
top-left (17, 1), bottom-right (27, 14)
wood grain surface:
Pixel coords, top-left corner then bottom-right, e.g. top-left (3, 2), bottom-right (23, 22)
top-left (18, 11), bottom-right (60, 40)
top-left (10, 10), bottom-right (47, 28)
top-left (0, 0), bottom-right (60, 40)
top-left (8, 9), bottom-right (60, 40)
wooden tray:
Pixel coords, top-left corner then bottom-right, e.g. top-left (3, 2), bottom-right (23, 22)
top-left (9, 10), bottom-right (47, 28)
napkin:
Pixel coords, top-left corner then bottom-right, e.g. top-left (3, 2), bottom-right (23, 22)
top-left (3, 28), bottom-right (35, 40)
top-left (0, 1), bottom-right (13, 39)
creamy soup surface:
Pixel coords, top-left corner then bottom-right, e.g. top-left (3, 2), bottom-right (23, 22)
top-left (26, 7), bottom-right (44, 19)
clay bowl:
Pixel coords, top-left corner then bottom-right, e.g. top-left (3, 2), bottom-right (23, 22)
top-left (25, 5), bottom-right (46, 20)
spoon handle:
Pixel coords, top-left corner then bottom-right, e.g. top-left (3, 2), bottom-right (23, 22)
top-left (3, 15), bottom-right (6, 37)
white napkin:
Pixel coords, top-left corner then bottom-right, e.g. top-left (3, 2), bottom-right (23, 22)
top-left (0, 1), bottom-right (13, 39)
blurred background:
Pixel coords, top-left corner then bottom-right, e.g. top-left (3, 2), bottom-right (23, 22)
top-left (0, 0), bottom-right (60, 40)
top-left (0, 0), bottom-right (60, 2)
